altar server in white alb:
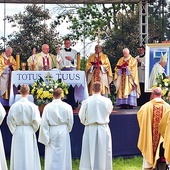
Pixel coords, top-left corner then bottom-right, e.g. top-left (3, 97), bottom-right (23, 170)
top-left (7, 84), bottom-right (41, 170)
top-left (78, 81), bottom-right (113, 170)
top-left (39, 88), bottom-right (73, 170)
top-left (0, 102), bottom-right (8, 170)
top-left (56, 37), bottom-right (77, 68)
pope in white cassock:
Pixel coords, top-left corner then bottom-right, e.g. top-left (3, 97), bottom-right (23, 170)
top-left (7, 85), bottom-right (41, 170)
top-left (0, 102), bottom-right (8, 170)
top-left (78, 81), bottom-right (113, 170)
top-left (149, 52), bottom-right (168, 88)
top-left (38, 88), bottom-right (73, 170)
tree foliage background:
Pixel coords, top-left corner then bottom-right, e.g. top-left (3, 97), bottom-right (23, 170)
top-left (0, 0), bottom-right (169, 70)
top-left (55, 1), bottom-right (170, 71)
top-left (0, 5), bottom-right (62, 62)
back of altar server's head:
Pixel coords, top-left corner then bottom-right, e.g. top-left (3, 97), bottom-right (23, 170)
top-left (92, 81), bottom-right (102, 94)
top-left (19, 84), bottom-right (30, 96)
top-left (53, 88), bottom-right (64, 99)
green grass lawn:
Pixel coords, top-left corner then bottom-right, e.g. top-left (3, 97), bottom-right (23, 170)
top-left (7, 156), bottom-right (143, 170)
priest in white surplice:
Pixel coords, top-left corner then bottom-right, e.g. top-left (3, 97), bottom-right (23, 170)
top-left (7, 85), bottom-right (41, 170)
top-left (56, 37), bottom-right (77, 68)
top-left (56, 37), bottom-right (78, 109)
top-left (78, 81), bottom-right (113, 170)
top-left (38, 88), bottom-right (73, 170)
top-left (0, 102), bottom-right (8, 170)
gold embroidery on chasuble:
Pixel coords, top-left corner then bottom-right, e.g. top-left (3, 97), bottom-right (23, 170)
top-left (121, 72), bottom-right (126, 97)
top-left (152, 105), bottom-right (163, 157)
top-left (94, 56), bottom-right (101, 82)
top-left (2, 58), bottom-right (11, 99)
top-left (121, 60), bottom-right (129, 97)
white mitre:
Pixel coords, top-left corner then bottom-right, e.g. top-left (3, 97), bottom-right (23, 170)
top-left (160, 52), bottom-right (168, 62)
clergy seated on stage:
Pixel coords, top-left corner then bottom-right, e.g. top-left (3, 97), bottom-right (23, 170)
top-left (56, 38), bottom-right (78, 109)
top-left (27, 44), bottom-right (60, 71)
top-left (149, 52), bottom-right (168, 88)
top-left (0, 47), bottom-right (17, 100)
top-left (114, 48), bottom-right (141, 109)
top-left (86, 44), bottom-right (113, 97)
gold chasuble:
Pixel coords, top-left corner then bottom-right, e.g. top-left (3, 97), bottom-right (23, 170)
top-left (86, 52), bottom-right (113, 95)
top-left (0, 53), bottom-right (17, 99)
top-left (34, 52), bottom-right (59, 70)
top-left (114, 55), bottom-right (140, 99)
top-left (137, 99), bottom-right (170, 168)
top-left (159, 109), bottom-right (170, 163)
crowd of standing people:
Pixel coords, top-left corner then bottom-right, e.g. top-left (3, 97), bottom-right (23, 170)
top-left (0, 39), bottom-right (170, 170)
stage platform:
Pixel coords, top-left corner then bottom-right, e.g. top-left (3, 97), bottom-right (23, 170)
top-left (1, 106), bottom-right (141, 158)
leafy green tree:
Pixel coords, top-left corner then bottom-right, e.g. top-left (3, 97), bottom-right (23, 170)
top-left (2, 4), bottom-right (62, 62)
top-left (55, 4), bottom-right (136, 41)
top-left (54, 2), bottom-right (169, 103)
top-left (54, 1), bottom-right (170, 69)
top-left (80, 56), bottom-right (87, 71)
top-left (54, 3), bottom-right (140, 71)
top-left (148, 0), bottom-right (170, 42)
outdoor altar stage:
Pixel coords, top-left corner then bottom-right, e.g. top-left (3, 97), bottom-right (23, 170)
top-left (1, 106), bottom-right (141, 159)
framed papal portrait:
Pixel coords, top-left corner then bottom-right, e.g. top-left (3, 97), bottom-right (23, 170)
top-left (145, 43), bottom-right (170, 92)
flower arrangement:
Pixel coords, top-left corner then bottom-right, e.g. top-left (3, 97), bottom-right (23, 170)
top-left (153, 73), bottom-right (170, 103)
top-left (30, 73), bottom-right (69, 106)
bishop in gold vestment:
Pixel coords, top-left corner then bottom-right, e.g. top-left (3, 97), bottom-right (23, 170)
top-left (0, 47), bottom-right (17, 99)
top-left (137, 87), bottom-right (170, 169)
top-left (159, 107), bottom-right (170, 167)
top-left (86, 45), bottom-right (113, 95)
top-left (114, 48), bottom-right (140, 108)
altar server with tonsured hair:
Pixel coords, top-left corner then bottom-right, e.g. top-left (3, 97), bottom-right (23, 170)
top-left (7, 84), bottom-right (41, 170)
top-left (78, 81), bottom-right (113, 170)
top-left (0, 102), bottom-right (8, 170)
top-left (38, 88), bottom-right (73, 170)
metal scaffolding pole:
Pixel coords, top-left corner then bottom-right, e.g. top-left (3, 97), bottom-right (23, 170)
top-left (3, 0), bottom-right (6, 50)
top-left (139, 0), bottom-right (148, 45)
